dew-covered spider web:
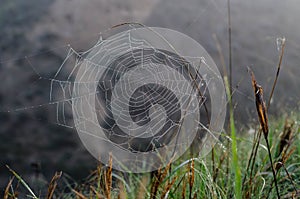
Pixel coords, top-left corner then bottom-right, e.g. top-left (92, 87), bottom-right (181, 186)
top-left (45, 25), bottom-right (226, 172)
top-left (0, 23), bottom-right (227, 173)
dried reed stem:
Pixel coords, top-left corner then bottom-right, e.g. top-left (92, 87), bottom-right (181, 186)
top-left (47, 171), bottom-right (62, 199)
top-left (249, 69), bottom-right (280, 199)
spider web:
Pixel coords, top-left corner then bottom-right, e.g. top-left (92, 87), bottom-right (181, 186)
top-left (52, 25), bottom-right (226, 172)
top-left (0, 23), bottom-right (226, 173)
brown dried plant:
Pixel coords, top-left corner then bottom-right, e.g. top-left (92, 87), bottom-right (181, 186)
top-left (249, 69), bottom-right (280, 199)
top-left (46, 171), bottom-right (62, 199)
top-left (150, 161), bottom-right (172, 199)
top-left (104, 154), bottom-right (113, 199)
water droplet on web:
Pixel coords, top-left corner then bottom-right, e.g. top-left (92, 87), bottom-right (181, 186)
top-left (276, 37), bottom-right (286, 52)
top-left (270, 97), bottom-right (274, 105)
top-left (202, 74), bottom-right (207, 81)
top-left (200, 57), bottom-right (207, 65)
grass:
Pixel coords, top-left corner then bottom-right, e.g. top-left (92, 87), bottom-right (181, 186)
top-left (224, 75), bottom-right (242, 199)
top-left (4, 112), bottom-right (300, 198)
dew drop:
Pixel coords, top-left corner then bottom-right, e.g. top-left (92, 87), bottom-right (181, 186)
top-left (276, 37), bottom-right (286, 52)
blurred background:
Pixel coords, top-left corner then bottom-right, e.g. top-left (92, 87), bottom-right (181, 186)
top-left (1, 0), bottom-right (300, 191)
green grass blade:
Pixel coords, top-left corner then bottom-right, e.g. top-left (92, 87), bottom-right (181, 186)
top-left (6, 165), bottom-right (39, 199)
top-left (224, 76), bottom-right (242, 199)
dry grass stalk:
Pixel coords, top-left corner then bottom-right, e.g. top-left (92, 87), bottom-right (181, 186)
top-left (181, 177), bottom-right (186, 199)
top-left (136, 175), bottom-right (149, 199)
top-left (274, 120), bottom-right (296, 172)
top-left (249, 69), bottom-right (280, 199)
top-left (248, 129), bottom-right (262, 187)
top-left (117, 179), bottom-right (126, 199)
top-left (72, 189), bottom-right (88, 199)
top-left (192, 192), bottom-right (197, 199)
top-left (280, 147), bottom-right (295, 168)
top-left (160, 176), bottom-right (177, 199)
top-left (250, 70), bottom-right (269, 138)
top-left (97, 162), bottom-right (102, 181)
top-left (4, 177), bottom-right (15, 199)
top-left (227, 0), bottom-right (233, 95)
top-left (90, 185), bottom-right (104, 199)
top-left (46, 171), bottom-right (62, 199)
top-left (150, 171), bottom-right (158, 198)
top-left (150, 169), bottom-right (161, 198)
top-left (275, 120), bottom-right (297, 196)
top-left (267, 37), bottom-right (286, 109)
top-left (266, 121), bottom-right (297, 199)
top-left (277, 119), bottom-right (294, 157)
top-left (244, 37), bottom-right (286, 198)
top-left (213, 149), bottom-right (228, 182)
top-left (211, 148), bottom-right (215, 183)
top-left (282, 190), bottom-right (300, 199)
top-left (277, 161), bottom-right (298, 193)
top-left (104, 154), bottom-right (113, 199)
top-left (188, 159), bottom-right (195, 199)
top-left (243, 43), bottom-right (286, 182)
top-left (150, 161), bottom-right (172, 198)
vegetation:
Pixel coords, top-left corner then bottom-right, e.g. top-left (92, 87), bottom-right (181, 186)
top-left (4, 112), bottom-right (300, 198)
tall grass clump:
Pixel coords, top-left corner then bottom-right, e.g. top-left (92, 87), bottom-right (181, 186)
top-left (4, 111), bottom-right (300, 198)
